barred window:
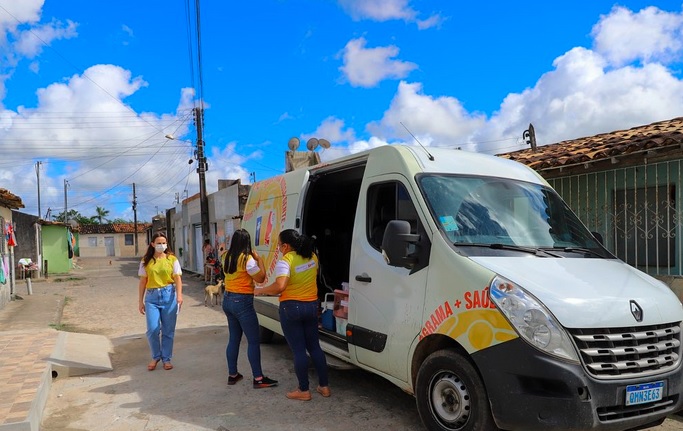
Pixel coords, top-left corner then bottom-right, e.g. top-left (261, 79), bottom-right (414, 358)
top-left (613, 185), bottom-right (675, 268)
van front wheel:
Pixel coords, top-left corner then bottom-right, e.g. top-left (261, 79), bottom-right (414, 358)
top-left (416, 350), bottom-right (497, 431)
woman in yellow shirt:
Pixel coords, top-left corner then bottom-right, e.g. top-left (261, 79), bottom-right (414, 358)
top-left (138, 232), bottom-right (183, 371)
top-left (256, 229), bottom-right (330, 401)
top-left (222, 229), bottom-right (278, 388)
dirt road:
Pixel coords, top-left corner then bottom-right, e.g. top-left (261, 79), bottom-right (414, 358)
top-left (40, 257), bottom-right (683, 431)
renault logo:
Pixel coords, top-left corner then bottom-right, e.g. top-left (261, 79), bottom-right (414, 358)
top-left (630, 300), bottom-right (643, 322)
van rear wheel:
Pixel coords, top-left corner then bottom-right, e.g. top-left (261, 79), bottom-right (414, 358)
top-left (259, 326), bottom-right (274, 344)
top-left (416, 350), bottom-right (497, 431)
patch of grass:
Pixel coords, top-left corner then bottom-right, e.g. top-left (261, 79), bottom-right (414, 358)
top-left (52, 277), bottom-right (86, 283)
top-left (49, 323), bottom-right (76, 332)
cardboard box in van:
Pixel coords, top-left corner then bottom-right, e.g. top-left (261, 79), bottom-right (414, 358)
top-left (243, 144), bottom-right (683, 431)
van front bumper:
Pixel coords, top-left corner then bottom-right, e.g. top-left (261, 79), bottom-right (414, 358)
top-left (472, 338), bottom-right (683, 431)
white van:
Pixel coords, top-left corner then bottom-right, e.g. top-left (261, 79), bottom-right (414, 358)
top-left (242, 145), bottom-right (683, 431)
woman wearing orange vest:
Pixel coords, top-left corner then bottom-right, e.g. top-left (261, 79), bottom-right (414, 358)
top-left (256, 229), bottom-right (330, 401)
top-left (222, 229), bottom-right (278, 388)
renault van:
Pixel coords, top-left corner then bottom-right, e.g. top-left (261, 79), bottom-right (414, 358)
top-left (242, 144), bottom-right (683, 431)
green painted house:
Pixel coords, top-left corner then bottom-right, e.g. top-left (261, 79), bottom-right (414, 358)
top-left (40, 221), bottom-right (75, 275)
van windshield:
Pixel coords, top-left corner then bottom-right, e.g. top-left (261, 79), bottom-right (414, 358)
top-left (418, 175), bottom-right (612, 257)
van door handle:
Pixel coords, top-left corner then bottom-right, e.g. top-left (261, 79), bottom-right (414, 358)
top-left (355, 274), bottom-right (372, 283)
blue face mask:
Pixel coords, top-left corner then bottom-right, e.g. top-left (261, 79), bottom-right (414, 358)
top-left (154, 244), bottom-right (167, 253)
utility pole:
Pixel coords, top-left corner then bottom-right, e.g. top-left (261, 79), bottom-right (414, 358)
top-left (63, 179), bottom-right (69, 224)
top-left (36, 161), bottom-right (42, 218)
top-left (133, 183), bottom-right (138, 256)
top-left (195, 106), bottom-right (209, 242)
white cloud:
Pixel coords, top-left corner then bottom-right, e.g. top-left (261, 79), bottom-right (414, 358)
top-left (366, 81), bottom-right (487, 145)
top-left (337, 0), bottom-right (442, 29)
top-left (276, 112), bottom-right (293, 123)
top-left (121, 24), bottom-right (134, 37)
top-left (14, 19), bottom-right (77, 58)
top-left (0, 0), bottom-right (44, 35)
top-left (0, 64), bottom-right (196, 221)
top-left (355, 5), bottom-right (683, 156)
top-left (417, 14), bottom-right (445, 30)
top-left (361, 42), bottom-right (683, 155)
top-left (206, 142), bottom-right (253, 186)
top-left (338, 0), bottom-right (416, 21)
top-left (468, 46), bottom-right (683, 154)
top-left (592, 6), bottom-right (683, 67)
top-left (339, 37), bottom-right (417, 87)
top-left (304, 116), bottom-right (356, 145)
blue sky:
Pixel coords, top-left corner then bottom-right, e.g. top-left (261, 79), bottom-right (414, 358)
top-left (1, 0), bottom-right (682, 222)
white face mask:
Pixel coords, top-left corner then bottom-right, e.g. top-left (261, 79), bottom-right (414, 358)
top-left (154, 244), bottom-right (167, 253)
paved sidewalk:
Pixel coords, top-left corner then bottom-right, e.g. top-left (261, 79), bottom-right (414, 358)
top-left (0, 277), bottom-right (64, 431)
top-left (0, 262), bottom-right (124, 431)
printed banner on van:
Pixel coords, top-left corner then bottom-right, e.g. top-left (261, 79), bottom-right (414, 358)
top-left (244, 176), bottom-right (288, 275)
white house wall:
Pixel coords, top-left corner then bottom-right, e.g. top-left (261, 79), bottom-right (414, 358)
top-left (171, 182), bottom-right (246, 274)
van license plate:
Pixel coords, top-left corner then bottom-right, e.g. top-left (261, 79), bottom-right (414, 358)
top-left (625, 381), bottom-right (664, 406)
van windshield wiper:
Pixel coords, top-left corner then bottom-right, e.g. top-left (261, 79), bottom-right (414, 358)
top-left (454, 243), bottom-right (562, 257)
top-left (541, 246), bottom-right (606, 258)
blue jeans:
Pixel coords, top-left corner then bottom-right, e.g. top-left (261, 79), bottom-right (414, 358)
top-left (144, 284), bottom-right (178, 363)
top-left (222, 292), bottom-right (263, 378)
top-left (279, 300), bottom-right (328, 391)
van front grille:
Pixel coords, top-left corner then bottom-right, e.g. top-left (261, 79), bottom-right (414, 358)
top-left (568, 323), bottom-right (682, 379)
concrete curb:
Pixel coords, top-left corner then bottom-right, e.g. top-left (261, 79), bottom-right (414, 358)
top-left (48, 332), bottom-right (113, 378)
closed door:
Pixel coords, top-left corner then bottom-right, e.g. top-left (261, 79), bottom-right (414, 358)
top-left (104, 237), bottom-right (115, 256)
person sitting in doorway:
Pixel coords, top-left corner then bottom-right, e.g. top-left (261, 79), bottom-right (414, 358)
top-left (203, 239), bottom-right (215, 283)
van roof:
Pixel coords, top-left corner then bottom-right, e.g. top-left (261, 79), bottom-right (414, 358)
top-left (307, 145), bottom-right (547, 185)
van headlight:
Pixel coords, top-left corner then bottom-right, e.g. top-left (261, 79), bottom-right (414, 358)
top-left (489, 276), bottom-right (579, 363)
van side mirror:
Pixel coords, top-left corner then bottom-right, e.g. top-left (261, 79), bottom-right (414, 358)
top-left (382, 220), bottom-right (420, 268)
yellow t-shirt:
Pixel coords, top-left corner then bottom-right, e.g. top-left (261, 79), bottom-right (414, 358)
top-left (224, 253), bottom-right (259, 294)
top-left (274, 252), bottom-right (318, 302)
top-left (139, 255), bottom-right (181, 288)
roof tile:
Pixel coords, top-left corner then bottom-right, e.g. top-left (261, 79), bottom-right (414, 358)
top-left (499, 117), bottom-right (683, 171)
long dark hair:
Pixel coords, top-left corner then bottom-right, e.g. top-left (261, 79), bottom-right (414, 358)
top-left (224, 229), bottom-right (253, 274)
top-left (142, 232), bottom-right (174, 266)
top-left (279, 229), bottom-right (314, 259)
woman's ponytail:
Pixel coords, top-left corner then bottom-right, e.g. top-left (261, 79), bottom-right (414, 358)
top-left (280, 229), bottom-right (314, 259)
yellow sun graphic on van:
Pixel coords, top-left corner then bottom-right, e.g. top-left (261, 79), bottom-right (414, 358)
top-left (437, 309), bottom-right (517, 351)
top-left (420, 295), bottom-right (517, 352)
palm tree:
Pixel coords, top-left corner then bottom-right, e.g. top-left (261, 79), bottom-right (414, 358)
top-left (94, 206), bottom-right (110, 224)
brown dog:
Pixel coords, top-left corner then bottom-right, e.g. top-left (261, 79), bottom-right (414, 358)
top-left (204, 280), bottom-right (224, 307)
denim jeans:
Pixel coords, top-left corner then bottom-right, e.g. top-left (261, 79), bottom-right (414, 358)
top-left (144, 284), bottom-right (178, 363)
top-left (279, 300), bottom-right (328, 391)
top-left (222, 292), bottom-right (263, 378)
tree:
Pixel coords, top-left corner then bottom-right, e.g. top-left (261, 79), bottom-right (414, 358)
top-left (110, 217), bottom-right (135, 224)
top-left (53, 210), bottom-right (94, 225)
top-left (94, 206), bottom-right (110, 224)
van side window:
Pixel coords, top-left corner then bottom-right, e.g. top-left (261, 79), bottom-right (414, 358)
top-left (367, 182), bottom-right (419, 250)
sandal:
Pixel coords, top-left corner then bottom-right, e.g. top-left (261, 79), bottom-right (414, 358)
top-left (147, 359), bottom-right (160, 371)
top-left (163, 362), bottom-right (174, 370)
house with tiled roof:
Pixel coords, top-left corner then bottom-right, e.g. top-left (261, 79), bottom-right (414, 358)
top-left (499, 117), bottom-right (683, 281)
top-left (77, 223), bottom-right (151, 258)
top-left (0, 189), bottom-right (24, 309)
